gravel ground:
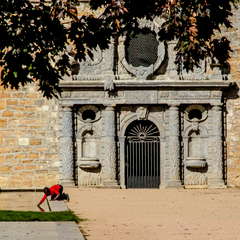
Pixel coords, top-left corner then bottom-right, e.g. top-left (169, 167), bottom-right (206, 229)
top-left (66, 188), bottom-right (240, 240)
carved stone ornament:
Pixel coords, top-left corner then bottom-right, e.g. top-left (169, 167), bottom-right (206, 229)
top-left (118, 17), bottom-right (165, 79)
top-left (184, 105), bottom-right (208, 131)
top-left (78, 105), bottom-right (101, 123)
top-left (104, 78), bottom-right (114, 91)
top-left (136, 106), bottom-right (148, 120)
top-left (78, 45), bottom-right (103, 75)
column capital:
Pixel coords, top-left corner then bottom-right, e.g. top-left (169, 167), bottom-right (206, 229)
top-left (211, 104), bottom-right (222, 111)
top-left (168, 104), bottom-right (180, 110)
top-left (211, 103), bottom-right (223, 107)
top-left (61, 106), bottom-right (73, 112)
top-left (104, 104), bottom-right (116, 110)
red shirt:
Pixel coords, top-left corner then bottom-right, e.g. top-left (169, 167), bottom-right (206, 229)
top-left (40, 185), bottom-right (61, 203)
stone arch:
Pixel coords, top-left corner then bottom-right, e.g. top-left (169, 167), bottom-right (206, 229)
top-left (183, 124), bottom-right (208, 138)
top-left (119, 112), bottom-right (166, 189)
top-left (120, 113), bottom-right (165, 139)
top-left (77, 124), bottom-right (101, 139)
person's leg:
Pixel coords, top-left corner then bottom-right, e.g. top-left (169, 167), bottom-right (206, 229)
top-left (58, 185), bottom-right (68, 200)
top-left (51, 194), bottom-right (57, 200)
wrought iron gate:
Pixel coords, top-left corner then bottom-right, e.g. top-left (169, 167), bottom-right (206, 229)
top-left (125, 120), bottom-right (160, 188)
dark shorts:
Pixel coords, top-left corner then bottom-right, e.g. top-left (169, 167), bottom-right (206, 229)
top-left (58, 184), bottom-right (63, 194)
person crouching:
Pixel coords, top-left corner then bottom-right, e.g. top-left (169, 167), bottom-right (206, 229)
top-left (37, 184), bottom-right (69, 207)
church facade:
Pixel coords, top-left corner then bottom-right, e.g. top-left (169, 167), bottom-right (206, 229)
top-left (0, 3), bottom-right (240, 189)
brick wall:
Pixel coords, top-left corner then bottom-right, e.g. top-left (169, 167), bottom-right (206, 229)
top-left (0, 82), bottom-right (60, 189)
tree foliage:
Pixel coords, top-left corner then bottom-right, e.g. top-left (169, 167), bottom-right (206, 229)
top-left (0, 0), bottom-right (239, 98)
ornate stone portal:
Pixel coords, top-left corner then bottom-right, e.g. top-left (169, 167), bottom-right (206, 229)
top-left (59, 18), bottom-right (231, 189)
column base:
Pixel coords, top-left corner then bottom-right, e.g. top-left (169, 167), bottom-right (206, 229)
top-left (165, 180), bottom-right (184, 189)
top-left (60, 180), bottom-right (77, 188)
top-left (102, 180), bottom-right (120, 189)
top-left (208, 180), bottom-right (227, 189)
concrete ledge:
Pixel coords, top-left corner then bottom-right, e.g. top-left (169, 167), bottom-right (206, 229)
top-left (47, 199), bottom-right (69, 212)
top-left (0, 188), bottom-right (43, 192)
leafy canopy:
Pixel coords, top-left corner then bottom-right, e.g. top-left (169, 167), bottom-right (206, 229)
top-left (0, 0), bottom-right (238, 98)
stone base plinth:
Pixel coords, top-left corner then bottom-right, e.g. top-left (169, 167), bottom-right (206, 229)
top-left (102, 180), bottom-right (120, 189)
top-left (60, 180), bottom-right (77, 188)
top-left (184, 185), bottom-right (208, 189)
top-left (208, 180), bottom-right (227, 189)
top-left (165, 180), bottom-right (184, 189)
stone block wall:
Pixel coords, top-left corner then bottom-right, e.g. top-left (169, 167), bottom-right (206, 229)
top-left (225, 6), bottom-right (240, 186)
top-left (0, 82), bottom-right (60, 189)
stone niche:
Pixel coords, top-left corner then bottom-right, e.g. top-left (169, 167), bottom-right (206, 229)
top-left (183, 105), bottom-right (209, 186)
top-left (76, 105), bottom-right (102, 186)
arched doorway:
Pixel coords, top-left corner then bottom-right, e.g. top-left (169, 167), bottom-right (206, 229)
top-left (125, 120), bottom-right (160, 188)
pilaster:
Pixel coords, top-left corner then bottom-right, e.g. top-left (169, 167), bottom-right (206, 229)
top-left (61, 106), bottom-right (75, 187)
top-left (209, 104), bottom-right (226, 188)
top-left (166, 105), bottom-right (183, 188)
top-left (103, 105), bottom-right (119, 188)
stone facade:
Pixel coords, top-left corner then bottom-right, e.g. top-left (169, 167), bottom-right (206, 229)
top-left (1, 3), bottom-right (240, 189)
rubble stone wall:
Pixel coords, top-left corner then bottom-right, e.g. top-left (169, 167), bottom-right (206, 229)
top-left (0, 82), bottom-right (60, 189)
top-left (225, 6), bottom-right (240, 186)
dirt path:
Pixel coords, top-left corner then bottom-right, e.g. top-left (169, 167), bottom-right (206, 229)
top-left (66, 188), bottom-right (240, 240)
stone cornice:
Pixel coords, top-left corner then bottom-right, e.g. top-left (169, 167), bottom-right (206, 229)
top-left (59, 80), bottom-right (233, 90)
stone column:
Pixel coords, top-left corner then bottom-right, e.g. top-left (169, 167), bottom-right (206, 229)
top-left (166, 105), bottom-right (183, 188)
top-left (103, 105), bottom-right (118, 187)
top-left (209, 104), bottom-right (225, 188)
top-left (61, 106), bottom-right (75, 187)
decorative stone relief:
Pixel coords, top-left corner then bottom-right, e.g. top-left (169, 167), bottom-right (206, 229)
top-left (136, 107), bottom-right (149, 120)
top-left (62, 140), bottom-right (74, 180)
top-left (158, 91), bottom-right (169, 99)
top-left (211, 105), bottom-right (223, 182)
top-left (71, 91), bottom-right (105, 99)
top-left (212, 141), bottom-right (223, 180)
top-left (126, 91), bottom-right (158, 104)
top-left (104, 78), bottom-right (115, 91)
top-left (118, 17), bottom-right (165, 79)
top-left (212, 105), bottom-right (222, 136)
top-left (78, 170), bottom-right (101, 186)
top-left (184, 171), bottom-right (208, 185)
top-left (103, 139), bottom-right (116, 180)
top-left (61, 107), bottom-right (74, 182)
top-left (103, 106), bottom-right (117, 182)
top-left (77, 105), bottom-right (101, 123)
top-left (178, 91), bottom-right (211, 98)
top-left (168, 142), bottom-right (180, 180)
top-left (169, 106), bottom-right (179, 136)
top-left (168, 105), bottom-right (181, 185)
top-left (184, 105), bottom-right (208, 132)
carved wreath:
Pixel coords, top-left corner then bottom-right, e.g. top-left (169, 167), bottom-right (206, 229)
top-left (118, 17), bottom-right (165, 80)
top-left (184, 105), bottom-right (208, 131)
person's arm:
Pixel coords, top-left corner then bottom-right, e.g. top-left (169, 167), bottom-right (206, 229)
top-left (37, 194), bottom-right (47, 206)
top-left (51, 193), bottom-right (60, 201)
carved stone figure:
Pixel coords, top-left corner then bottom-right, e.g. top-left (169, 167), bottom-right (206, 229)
top-left (136, 107), bottom-right (148, 120)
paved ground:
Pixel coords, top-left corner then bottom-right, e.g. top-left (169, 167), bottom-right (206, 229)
top-left (0, 191), bottom-right (84, 240)
top-left (0, 222), bottom-right (84, 240)
top-left (65, 187), bottom-right (240, 240)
